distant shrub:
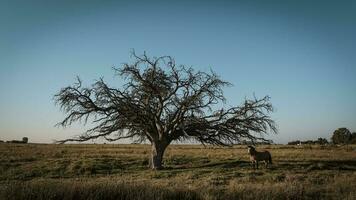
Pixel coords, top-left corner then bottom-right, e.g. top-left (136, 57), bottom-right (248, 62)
top-left (22, 137), bottom-right (28, 143)
top-left (287, 140), bottom-right (300, 145)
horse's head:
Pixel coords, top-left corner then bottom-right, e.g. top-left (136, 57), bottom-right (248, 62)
top-left (247, 145), bottom-right (255, 154)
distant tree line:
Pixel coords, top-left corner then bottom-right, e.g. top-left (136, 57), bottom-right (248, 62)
top-left (287, 127), bottom-right (356, 145)
top-left (239, 140), bottom-right (273, 145)
top-left (2, 137), bottom-right (29, 144)
top-left (288, 137), bottom-right (328, 145)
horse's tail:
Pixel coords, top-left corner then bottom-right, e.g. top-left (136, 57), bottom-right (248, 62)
top-left (269, 153), bottom-right (272, 164)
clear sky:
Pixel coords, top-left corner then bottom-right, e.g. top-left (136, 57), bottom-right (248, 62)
top-left (0, 0), bottom-right (355, 144)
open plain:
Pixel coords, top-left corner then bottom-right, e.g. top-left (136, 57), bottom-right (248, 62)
top-left (0, 143), bottom-right (355, 200)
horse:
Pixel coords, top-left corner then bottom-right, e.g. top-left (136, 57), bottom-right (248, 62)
top-left (247, 146), bottom-right (272, 169)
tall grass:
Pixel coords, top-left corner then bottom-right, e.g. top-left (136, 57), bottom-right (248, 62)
top-left (1, 176), bottom-right (355, 200)
top-left (0, 180), bottom-right (200, 200)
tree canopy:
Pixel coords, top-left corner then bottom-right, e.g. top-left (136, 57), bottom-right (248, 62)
top-left (331, 128), bottom-right (355, 144)
top-left (55, 51), bottom-right (277, 169)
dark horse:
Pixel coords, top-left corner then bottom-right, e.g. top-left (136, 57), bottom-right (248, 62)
top-left (247, 146), bottom-right (272, 169)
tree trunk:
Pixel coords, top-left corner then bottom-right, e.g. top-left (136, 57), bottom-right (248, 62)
top-left (150, 142), bottom-right (168, 170)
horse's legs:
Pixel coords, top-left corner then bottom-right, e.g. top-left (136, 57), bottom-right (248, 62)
top-left (256, 161), bottom-right (259, 169)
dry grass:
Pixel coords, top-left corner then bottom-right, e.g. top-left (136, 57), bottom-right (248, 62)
top-left (0, 143), bottom-right (356, 199)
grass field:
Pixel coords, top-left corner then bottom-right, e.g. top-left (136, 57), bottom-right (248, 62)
top-left (0, 143), bottom-right (355, 200)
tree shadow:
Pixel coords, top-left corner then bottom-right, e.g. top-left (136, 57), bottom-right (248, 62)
top-left (165, 159), bottom-right (356, 172)
top-left (201, 160), bottom-right (250, 169)
top-left (165, 160), bottom-right (250, 171)
top-left (275, 159), bottom-right (356, 171)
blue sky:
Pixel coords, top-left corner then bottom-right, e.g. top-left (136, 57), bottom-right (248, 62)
top-left (0, 0), bottom-right (355, 144)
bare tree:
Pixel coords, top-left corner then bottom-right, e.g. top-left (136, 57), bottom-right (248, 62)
top-left (54, 51), bottom-right (277, 169)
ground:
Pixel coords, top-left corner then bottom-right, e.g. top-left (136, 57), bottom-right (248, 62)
top-left (0, 143), bottom-right (355, 200)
